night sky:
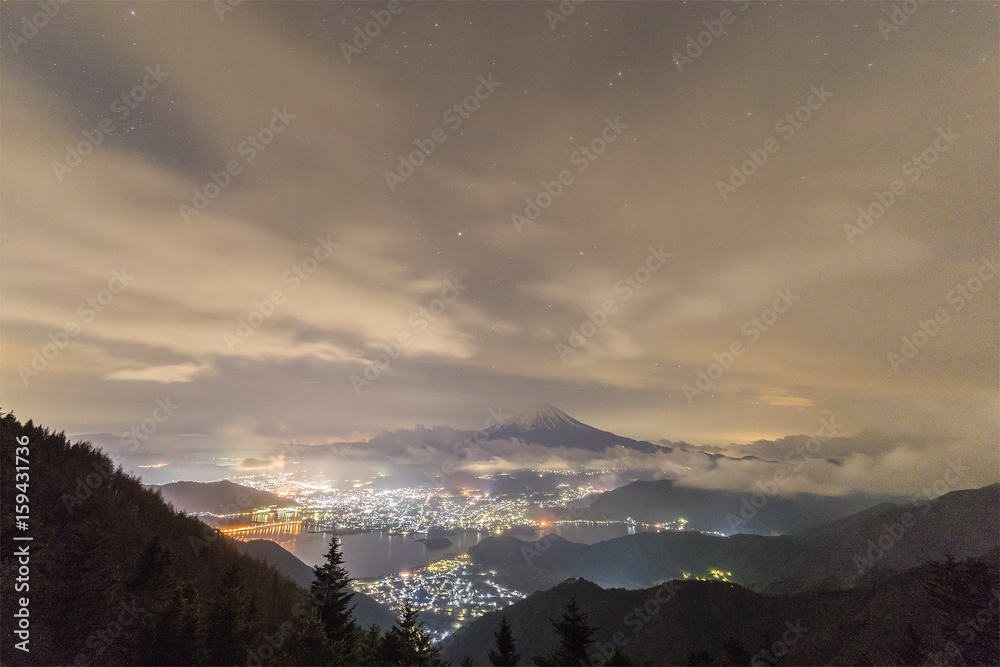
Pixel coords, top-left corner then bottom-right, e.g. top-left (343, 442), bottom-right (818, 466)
top-left (2, 1), bottom-right (997, 493)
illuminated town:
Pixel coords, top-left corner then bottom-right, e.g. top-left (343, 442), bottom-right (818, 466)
top-left (222, 472), bottom-right (624, 534)
top-left (207, 472), bottom-right (726, 540)
top-left (352, 555), bottom-right (525, 642)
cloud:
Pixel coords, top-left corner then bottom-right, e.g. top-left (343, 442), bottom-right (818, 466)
top-left (0, 1), bottom-right (996, 498)
top-left (105, 362), bottom-right (214, 383)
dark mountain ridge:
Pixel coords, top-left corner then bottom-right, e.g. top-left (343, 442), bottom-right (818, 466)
top-left (470, 482), bottom-right (1000, 594)
top-left (0, 413), bottom-right (308, 666)
top-left (581, 478), bottom-right (903, 534)
top-left (443, 549), bottom-right (1000, 665)
top-left (148, 479), bottom-right (297, 515)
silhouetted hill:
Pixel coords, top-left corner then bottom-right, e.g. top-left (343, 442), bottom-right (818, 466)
top-left (582, 478), bottom-right (898, 534)
top-left (443, 551), bottom-right (999, 665)
top-left (0, 413), bottom-right (366, 666)
top-left (149, 479), bottom-right (296, 515)
top-left (470, 483), bottom-right (1000, 594)
top-left (236, 539), bottom-right (397, 630)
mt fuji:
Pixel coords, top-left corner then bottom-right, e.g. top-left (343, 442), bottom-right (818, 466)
top-left (484, 403), bottom-right (669, 454)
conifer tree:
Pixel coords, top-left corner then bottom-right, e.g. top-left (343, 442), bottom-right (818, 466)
top-left (311, 536), bottom-right (357, 661)
top-left (276, 609), bottom-right (336, 666)
top-left (381, 600), bottom-right (444, 666)
top-left (601, 644), bottom-right (635, 666)
top-left (355, 623), bottom-right (385, 666)
top-left (488, 614), bottom-right (520, 666)
top-left (533, 596), bottom-right (597, 666)
top-left (206, 563), bottom-right (257, 665)
top-left (135, 580), bottom-right (207, 665)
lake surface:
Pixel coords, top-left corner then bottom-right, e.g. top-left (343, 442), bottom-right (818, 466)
top-left (248, 522), bottom-right (653, 578)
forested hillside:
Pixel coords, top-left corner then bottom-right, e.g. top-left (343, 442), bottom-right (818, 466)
top-left (0, 412), bottom-right (441, 666)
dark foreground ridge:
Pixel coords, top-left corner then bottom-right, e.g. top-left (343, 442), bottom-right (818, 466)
top-left (442, 552), bottom-right (999, 665)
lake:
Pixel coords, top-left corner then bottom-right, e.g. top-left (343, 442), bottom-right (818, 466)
top-left (246, 522), bottom-right (653, 578)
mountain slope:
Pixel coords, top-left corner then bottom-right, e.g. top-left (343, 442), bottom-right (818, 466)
top-left (485, 403), bottom-right (668, 454)
top-left (581, 478), bottom-right (900, 534)
top-left (470, 483), bottom-right (1000, 594)
top-left (149, 479), bottom-right (297, 514)
top-left (0, 413), bottom-right (307, 666)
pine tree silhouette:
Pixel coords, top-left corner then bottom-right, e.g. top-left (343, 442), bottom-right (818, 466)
top-left (311, 535), bottom-right (357, 662)
top-left (354, 623), bottom-right (384, 666)
top-left (381, 600), bottom-right (444, 666)
top-left (488, 613), bottom-right (521, 666)
top-left (276, 609), bottom-right (336, 666)
top-left (533, 596), bottom-right (598, 666)
top-left (206, 564), bottom-right (257, 665)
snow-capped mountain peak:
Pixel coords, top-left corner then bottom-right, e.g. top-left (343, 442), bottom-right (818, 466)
top-left (486, 403), bottom-right (668, 454)
top-left (509, 403), bottom-right (588, 431)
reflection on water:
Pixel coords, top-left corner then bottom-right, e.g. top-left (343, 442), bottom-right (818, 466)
top-left (231, 522), bottom-right (652, 579)
top-left (273, 530), bottom-right (490, 578)
top-left (538, 522), bottom-right (646, 544)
